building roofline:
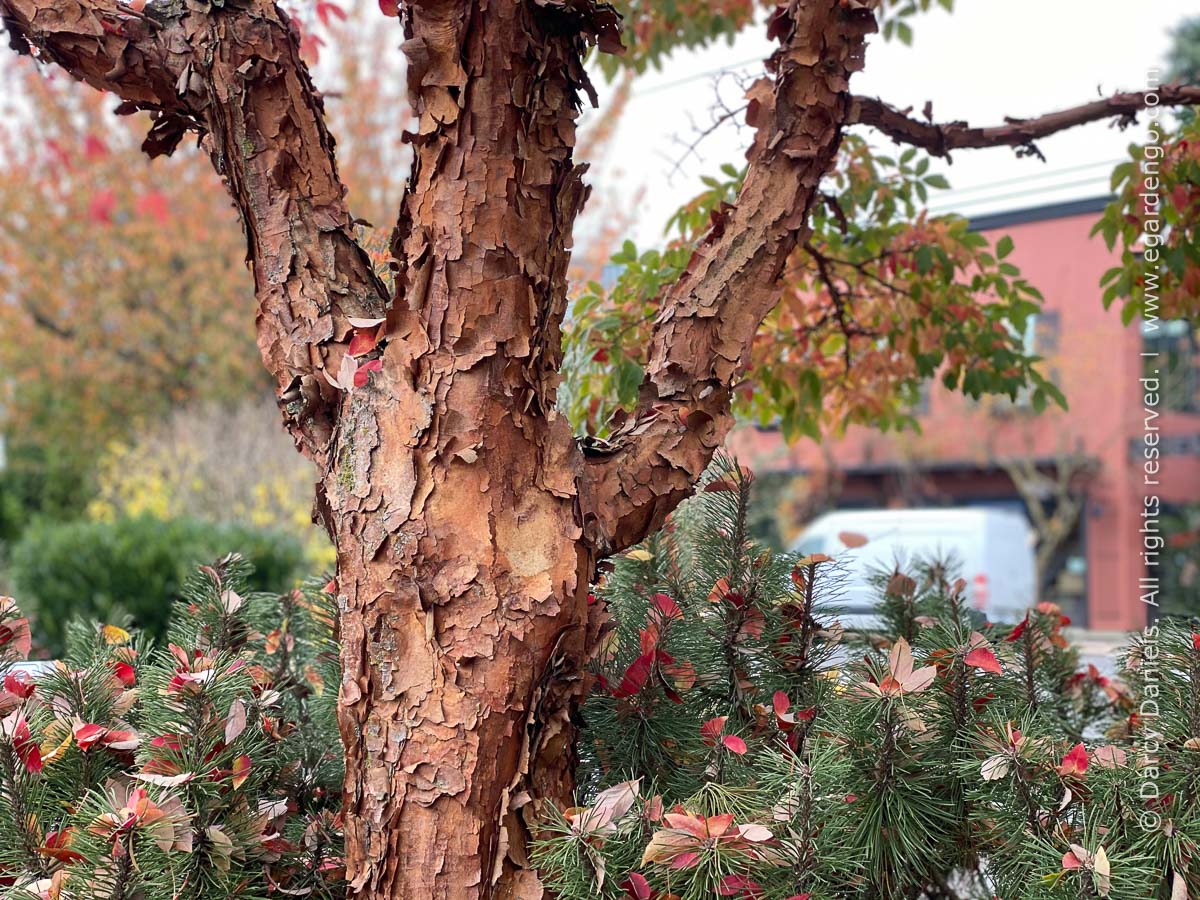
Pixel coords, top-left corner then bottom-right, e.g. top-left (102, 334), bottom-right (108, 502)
top-left (967, 195), bottom-right (1114, 232)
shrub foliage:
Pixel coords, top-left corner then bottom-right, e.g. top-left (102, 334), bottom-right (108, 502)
top-left (1, 463), bottom-right (1197, 899)
top-left (10, 517), bottom-right (305, 653)
top-left (534, 461), bottom-right (1199, 900)
top-left (0, 555), bottom-right (342, 899)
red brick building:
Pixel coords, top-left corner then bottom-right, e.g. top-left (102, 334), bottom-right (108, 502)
top-left (731, 197), bottom-right (1200, 631)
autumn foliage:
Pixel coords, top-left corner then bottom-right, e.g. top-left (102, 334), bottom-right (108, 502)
top-left (0, 0), bottom-right (406, 466)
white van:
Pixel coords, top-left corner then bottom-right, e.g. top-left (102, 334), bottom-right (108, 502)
top-left (790, 507), bottom-right (1036, 629)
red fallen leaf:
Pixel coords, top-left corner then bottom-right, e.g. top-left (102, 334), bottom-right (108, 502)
top-left (1058, 742), bottom-right (1089, 778)
top-left (39, 828), bottom-right (85, 864)
top-left (1192, 633), bottom-right (1200, 651)
top-left (667, 851), bottom-right (700, 870)
top-left (74, 722), bottom-right (139, 752)
top-left (111, 661), bottom-right (136, 688)
top-left (721, 734), bottom-right (748, 755)
top-left (650, 593), bottom-right (682, 622)
top-left (1005, 615), bottom-right (1029, 642)
top-left (378, 0), bottom-right (399, 16)
top-left (838, 530), bottom-right (868, 549)
top-left (612, 653), bottom-right (654, 699)
top-left (620, 872), bottom-right (652, 900)
top-left (844, 794), bottom-right (857, 803)
top-left (150, 734), bottom-right (183, 752)
top-left (353, 358), bottom-right (383, 387)
top-left (772, 691), bottom-right (794, 732)
top-left (4, 672), bottom-right (35, 699)
top-left (323, 578), bottom-right (338, 594)
top-left (592, 347), bottom-right (610, 363)
top-left (1061, 849), bottom-right (1084, 869)
top-left (700, 716), bottom-right (727, 746)
top-left (717, 874), bottom-right (763, 897)
top-left (348, 326), bottom-right (380, 357)
top-left (2, 712), bottom-right (42, 773)
top-left (964, 646), bottom-right (1002, 674)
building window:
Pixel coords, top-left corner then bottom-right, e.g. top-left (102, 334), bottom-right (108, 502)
top-left (1143, 320), bottom-right (1199, 414)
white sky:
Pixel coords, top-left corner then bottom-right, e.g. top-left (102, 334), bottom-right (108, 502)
top-left (582, 0), bottom-right (1197, 246)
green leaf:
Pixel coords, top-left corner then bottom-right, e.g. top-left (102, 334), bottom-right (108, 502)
top-left (820, 333), bottom-right (846, 357)
top-left (915, 245), bottom-right (934, 274)
top-left (995, 235), bottom-right (1014, 259)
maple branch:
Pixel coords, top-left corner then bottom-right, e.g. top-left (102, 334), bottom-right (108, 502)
top-left (577, 0), bottom-right (878, 552)
top-left (1, 0), bottom-right (387, 458)
top-left (849, 84), bottom-right (1200, 159)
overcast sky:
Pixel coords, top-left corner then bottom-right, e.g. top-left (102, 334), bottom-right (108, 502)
top-left (581, 0), bottom-right (1196, 246)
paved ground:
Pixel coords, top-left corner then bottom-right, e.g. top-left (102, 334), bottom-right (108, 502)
top-left (1065, 629), bottom-right (1130, 677)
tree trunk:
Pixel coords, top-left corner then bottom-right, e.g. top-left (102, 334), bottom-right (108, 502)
top-left (324, 2), bottom-right (609, 895)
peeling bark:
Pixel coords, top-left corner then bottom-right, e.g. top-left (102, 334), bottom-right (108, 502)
top-left (577, 0), bottom-right (879, 554)
top-left (322, 1), bottom-right (614, 895)
top-left (4, 0), bottom-right (1193, 895)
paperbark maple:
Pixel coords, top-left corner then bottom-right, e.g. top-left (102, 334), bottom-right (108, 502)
top-left (0, 0), bottom-right (1193, 896)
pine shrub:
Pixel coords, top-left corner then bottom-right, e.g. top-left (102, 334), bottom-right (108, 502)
top-left (534, 459), bottom-right (1200, 900)
top-left (0, 555), bottom-right (342, 899)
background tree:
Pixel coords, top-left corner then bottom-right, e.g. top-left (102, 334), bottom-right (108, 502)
top-left (0, 0), bottom-right (1196, 897)
top-left (997, 447), bottom-right (1098, 602)
top-left (0, 0), bottom-right (406, 525)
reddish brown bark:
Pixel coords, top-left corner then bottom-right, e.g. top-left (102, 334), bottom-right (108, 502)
top-left (1, 0), bottom-right (1190, 895)
top-left (577, 0), bottom-right (879, 554)
top-left (328, 1), bottom-right (614, 895)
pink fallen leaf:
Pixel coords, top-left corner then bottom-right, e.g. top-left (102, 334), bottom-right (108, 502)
top-left (620, 873), bottom-right (652, 900)
top-left (721, 734), bottom-right (748, 755)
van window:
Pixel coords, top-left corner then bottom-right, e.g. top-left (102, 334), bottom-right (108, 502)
top-left (796, 536), bottom-right (825, 557)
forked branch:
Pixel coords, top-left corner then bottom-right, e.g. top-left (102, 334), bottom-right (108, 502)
top-left (576, 14), bottom-right (1200, 555)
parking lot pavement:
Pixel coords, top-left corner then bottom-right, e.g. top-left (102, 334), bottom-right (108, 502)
top-left (1065, 629), bottom-right (1130, 677)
